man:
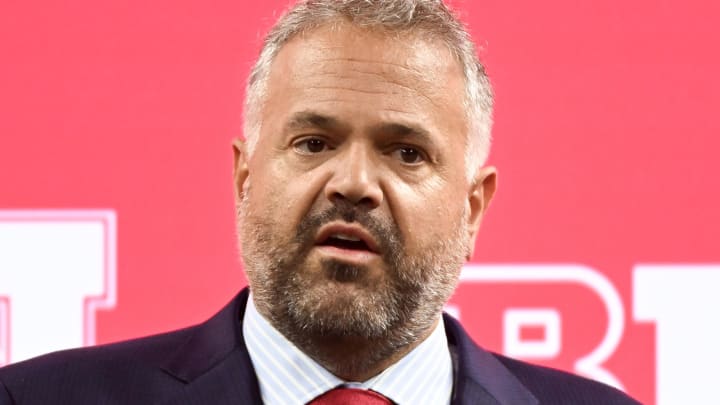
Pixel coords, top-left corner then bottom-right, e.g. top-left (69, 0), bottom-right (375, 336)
top-left (0, 0), bottom-right (641, 404)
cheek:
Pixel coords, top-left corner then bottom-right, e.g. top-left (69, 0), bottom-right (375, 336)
top-left (389, 181), bottom-right (466, 248)
top-left (248, 160), bottom-right (326, 226)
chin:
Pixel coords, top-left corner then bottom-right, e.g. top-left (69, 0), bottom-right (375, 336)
top-left (287, 279), bottom-right (400, 339)
top-left (321, 260), bottom-right (380, 284)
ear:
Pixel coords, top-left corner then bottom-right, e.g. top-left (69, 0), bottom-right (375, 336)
top-left (233, 138), bottom-right (250, 203)
top-left (465, 166), bottom-right (497, 259)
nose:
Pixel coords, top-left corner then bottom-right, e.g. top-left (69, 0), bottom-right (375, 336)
top-left (324, 144), bottom-right (383, 209)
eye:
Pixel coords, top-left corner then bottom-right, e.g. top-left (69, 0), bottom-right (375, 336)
top-left (392, 147), bottom-right (426, 165)
top-left (293, 138), bottom-right (330, 154)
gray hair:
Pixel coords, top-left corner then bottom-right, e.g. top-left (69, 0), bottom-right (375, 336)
top-left (243, 0), bottom-right (493, 180)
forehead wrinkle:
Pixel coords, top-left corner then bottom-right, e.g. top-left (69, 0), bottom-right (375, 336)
top-left (274, 26), bottom-right (463, 115)
top-left (302, 85), bottom-right (402, 96)
top-left (312, 57), bottom-right (430, 89)
top-left (320, 71), bottom-right (437, 106)
top-left (321, 69), bottom-right (397, 83)
top-left (302, 65), bottom-right (441, 111)
top-left (315, 57), bottom-right (426, 76)
top-left (376, 107), bottom-right (415, 115)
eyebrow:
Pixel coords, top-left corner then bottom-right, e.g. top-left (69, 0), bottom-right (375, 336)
top-left (284, 111), bottom-right (436, 147)
top-left (368, 122), bottom-right (435, 146)
top-left (284, 111), bottom-right (351, 134)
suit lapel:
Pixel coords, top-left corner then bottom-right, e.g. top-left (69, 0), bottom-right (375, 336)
top-left (152, 290), bottom-right (537, 405)
top-left (159, 289), bottom-right (262, 405)
top-left (160, 349), bottom-right (261, 405)
top-left (444, 314), bottom-right (539, 405)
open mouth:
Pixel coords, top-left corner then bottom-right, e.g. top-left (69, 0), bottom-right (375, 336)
top-left (319, 234), bottom-right (371, 251)
top-left (315, 224), bottom-right (379, 255)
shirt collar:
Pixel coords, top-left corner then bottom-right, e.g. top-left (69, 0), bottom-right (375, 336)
top-left (243, 294), bottom-right (453, 405)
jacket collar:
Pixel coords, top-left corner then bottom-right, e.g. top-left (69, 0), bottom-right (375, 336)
top-left (158, 289), bottom-right (537, 405)
top-left (444, 314), bottom-right (538, 405)
top-left (160, 288), bottom-right (262, 404)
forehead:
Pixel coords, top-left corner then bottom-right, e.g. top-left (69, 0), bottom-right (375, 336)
top-left (261, 23), bottom-right (468, 137)
top-left (274, 24), bottom-right (459, 80)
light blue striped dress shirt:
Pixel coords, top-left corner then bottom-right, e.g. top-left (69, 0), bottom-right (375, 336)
top-left (243, 295), bottom-right (453, 404)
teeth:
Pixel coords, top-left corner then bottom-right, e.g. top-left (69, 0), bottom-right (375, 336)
top-left (332, 233), bottom-right (362, 242)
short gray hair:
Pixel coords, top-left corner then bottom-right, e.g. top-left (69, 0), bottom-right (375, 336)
top-left (243, 0), bottom-right (493, 180)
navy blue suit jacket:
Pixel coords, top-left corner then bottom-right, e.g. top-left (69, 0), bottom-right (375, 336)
top-left (0, 289), bottom-right (641, 404)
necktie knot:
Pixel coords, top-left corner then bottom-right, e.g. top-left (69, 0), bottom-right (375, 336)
top-left (309, 387), bottom-right (392, 405)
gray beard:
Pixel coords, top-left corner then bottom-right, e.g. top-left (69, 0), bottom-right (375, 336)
top-left (239, 196), bottom-right (468, 377)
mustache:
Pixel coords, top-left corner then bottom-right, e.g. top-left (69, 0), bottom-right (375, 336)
top-left (294, 202), bottom-right (401, 259)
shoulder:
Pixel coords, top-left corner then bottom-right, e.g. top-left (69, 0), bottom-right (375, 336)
top-left (442, 313), bottom-right (642, 404)
top-left (0, 326), bottom-right (196, 404)
top-left (492, 353), bottom-right (643, 405)
top-left (0, 291), bottom-right (253, 404)
top-left (1, 323), bottom-right (194, 377)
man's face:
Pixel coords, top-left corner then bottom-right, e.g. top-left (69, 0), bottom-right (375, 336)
top-left (236, 25), bottom-right (495, 348)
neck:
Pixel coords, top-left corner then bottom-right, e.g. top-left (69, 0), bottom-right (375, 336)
top-left (254, 299), bottom-right (441, 381)
top-left (296, 319), bottom-right (439, 381)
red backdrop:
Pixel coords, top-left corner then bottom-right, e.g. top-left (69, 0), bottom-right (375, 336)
top-left (2, 1), bottom-right (720, 404)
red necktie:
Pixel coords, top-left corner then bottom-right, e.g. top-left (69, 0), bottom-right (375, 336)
top-left (309, 387), bottom-right (392, 405)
